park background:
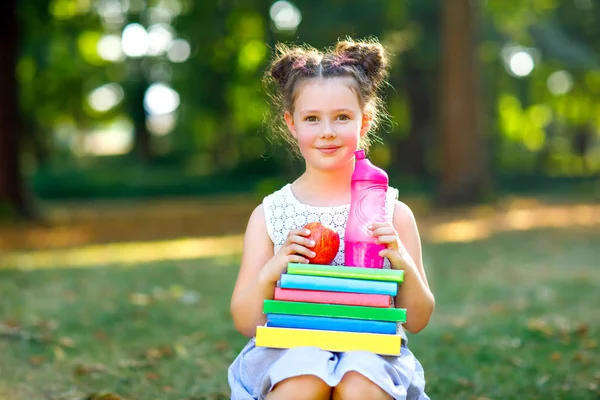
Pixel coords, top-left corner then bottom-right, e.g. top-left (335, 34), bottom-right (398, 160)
top-left (0, 0), bottom-right (599, 399)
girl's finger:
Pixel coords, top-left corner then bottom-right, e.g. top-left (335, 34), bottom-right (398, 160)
top-left (288, 243), bottom-right (316, 258)
top-left (375, 235), bottom-right (399, 246)
top-left (368, 222), bottom-right (392, 230)
top-left (288, 254), bottom-right (310, 264)
top-left (290, 228), bottom-right (312, 237)
top-left (288, 234), bottom-right (315, 248)
top-left (379, 248), bottom-right (402, 263)
top-left (370, 227), bottom-right (396, 237)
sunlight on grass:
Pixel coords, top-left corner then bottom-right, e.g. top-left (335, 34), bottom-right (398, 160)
top-left (428, 203), bottom-right (599, 243)
top-left (0, 235), bottom-right (244, 270)
top-left (1, 203), bottom-right (598, 270)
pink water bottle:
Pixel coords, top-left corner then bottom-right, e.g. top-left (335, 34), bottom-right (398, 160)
top-left (344, 149), bottom-right (389, 269)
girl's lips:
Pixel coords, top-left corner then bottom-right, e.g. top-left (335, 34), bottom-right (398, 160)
top-left (317, 146), bottom-right (340, 154)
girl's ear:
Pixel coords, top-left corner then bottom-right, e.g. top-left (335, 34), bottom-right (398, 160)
top-left (360, 113), bottom-right (372, 138)
top-left (284, 111), bottom-right (296, 138)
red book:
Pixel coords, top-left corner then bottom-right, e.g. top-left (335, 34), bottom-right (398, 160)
top-left (274, 287), bottom-right (391, 308)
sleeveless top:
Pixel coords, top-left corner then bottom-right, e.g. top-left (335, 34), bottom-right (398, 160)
top-left (262, 183), bottom-right (407, 339)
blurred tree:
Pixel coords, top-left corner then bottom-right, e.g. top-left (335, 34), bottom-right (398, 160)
top-left (438, 0), bottom-right (490, 205)
top-left (0, 0), bottom-right (29, 217)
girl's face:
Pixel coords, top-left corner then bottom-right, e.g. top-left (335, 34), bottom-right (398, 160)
top-left (284, 77), bottom-right (370, 172)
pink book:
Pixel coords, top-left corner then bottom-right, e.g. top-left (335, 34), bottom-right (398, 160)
top-left (274, 287), bottom-right (391, 308)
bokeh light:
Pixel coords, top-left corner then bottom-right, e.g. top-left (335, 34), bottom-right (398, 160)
top-left (144, 83), bottom-right (180, 115)
top-left (97, 34), bottom-right (125, 62)
top-left (167, 39), bottom-right (191, 63)
top-left (121, 23), bottom-right (149, 58)
top-left (547, 70), bottom-right (573, 95)
top-left (269, 1), bottom-right (302, 33)
top-left (88, 83), bottom-right (125, 112)
top-left (147, 23), bottom-right (175, 56)
top-left (509, 52), bottom-right (535, 77)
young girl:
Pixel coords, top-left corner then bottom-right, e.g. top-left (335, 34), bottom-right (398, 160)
top-left (228, 38), bottom-right (434, 400)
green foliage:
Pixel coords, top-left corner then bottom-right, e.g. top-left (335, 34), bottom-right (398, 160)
top-left (13, 0), bottom-right (600, 200)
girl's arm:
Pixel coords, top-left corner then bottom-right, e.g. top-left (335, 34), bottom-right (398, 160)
top-left (371, 201), bottom-right (435, 334)
top-left (230, 205), bottom-right (277, 337)
top-left (230, 205), bottom-right (314, 338)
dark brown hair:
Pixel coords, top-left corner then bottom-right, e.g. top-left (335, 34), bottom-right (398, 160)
top-left (263, 37), bottom-right (391, 155)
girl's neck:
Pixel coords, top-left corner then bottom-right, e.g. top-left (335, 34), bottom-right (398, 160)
top-left (292, 164), bottom-right (354, 207)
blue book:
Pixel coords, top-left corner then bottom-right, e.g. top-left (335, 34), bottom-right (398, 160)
top-left (280, 274), bottom-right (398, 296)
top-left (267, 314), bottom-right (397, 335)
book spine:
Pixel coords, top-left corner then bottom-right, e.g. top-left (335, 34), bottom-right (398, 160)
top-left (287, 263), bottom-right (404, 283)
top-left (264, 300), bottom-right (407, 323)
top-left (274, 288), bottom-right (391, 308)
top-left (280, 274), bottom-right (398, 296)
top-left (256, 326), bottom-right (402, 356)
top-left (267, 314), bottom-right (397, 334)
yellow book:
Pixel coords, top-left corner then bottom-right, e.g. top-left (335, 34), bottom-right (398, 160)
top-left (255, 326), bottom-right (402, 356)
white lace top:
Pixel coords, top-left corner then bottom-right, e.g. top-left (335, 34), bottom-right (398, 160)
top-left (263, 183), bottom-right (407, 338)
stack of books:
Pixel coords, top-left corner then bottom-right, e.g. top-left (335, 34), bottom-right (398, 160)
top-left (255, 263), bottom-right (406, 356)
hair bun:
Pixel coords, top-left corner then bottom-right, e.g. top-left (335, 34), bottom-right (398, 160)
top-left (269, 45), bottom-right (319, 89)
top-left (334, 39), bottom-right (389, 87)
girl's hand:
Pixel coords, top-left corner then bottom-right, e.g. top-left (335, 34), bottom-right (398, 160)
top-left (260, 228), bottom-right (315, 283)
top-left (369, 222), bottom-right (415, 270)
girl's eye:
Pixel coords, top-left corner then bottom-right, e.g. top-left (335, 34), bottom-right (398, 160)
top-left (337, 114), bottom-right (350, 121)
top-left (305, 116), bottom-right (318, 122)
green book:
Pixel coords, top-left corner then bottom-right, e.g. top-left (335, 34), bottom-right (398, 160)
top-left (264, 300), bottom-right (407, 323)
top-left (287, 263), bottom-right (404, 283)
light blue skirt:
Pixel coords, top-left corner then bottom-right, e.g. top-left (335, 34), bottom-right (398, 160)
top-left (228, 338), bottom-right (430, 400)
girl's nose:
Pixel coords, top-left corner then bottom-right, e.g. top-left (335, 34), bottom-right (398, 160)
top-left (320, 121), bottom-right (337, 139)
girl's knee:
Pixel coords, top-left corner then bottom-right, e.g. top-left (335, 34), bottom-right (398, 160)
top-left (267, 374), bottom-right (331, 400)
top-left (333, 371), bottom-right (392, 400)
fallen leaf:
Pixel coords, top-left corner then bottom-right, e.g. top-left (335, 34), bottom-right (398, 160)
top-left (457, 378), bottom-right (473, 387)
top-left (37, 319), bottom-right (59, 331)
top-left (3, 318), bottom-right (20, 329)
top-left (169, 285), bottom-right (184, 299)
top-left (146, 372), bottom-right (159, 381)
top-left (162, 386), bottom-right (173, 392)
top-left (584, 339), bottom-right (597, 349)
top-left (59, 336), bottom-right (76, 348)
top-left (575, 322), bottom-right (589, 338)
top-left (490, 302), bottom-right (507, 315)
top-left (536, 375), bottom-right (549, 386)
top-left (129, 292), bottom-right (152, 306)
top-left (511, 357), bottom-right (524, 367)
top-left (53, 346), bottom-right (66, 362)
top-left (87, 393), bottom-right (122, 400)
top-left (74, 363), bottom-right (107, 376)
top-left (573, 352), bottom-right (591, 366)
top-left (174, 344), bottom-right (188, 357)
top-left (527, 318), bottom-right (554, 336)
top-left (441, 332), bottom-right (455, 343)
top-left (94, 330), bottom-right (109, 342)
top-left (184, 331), bottom-right (207, 343)
top-left (30, 356), bottom-right (45, 366)
top-left (118, 358), bottom-right (153, 369)
top-left (550, 352), bottom-right (562, 361)
top-left (215, 340), bottom-right (229, 351)
top-left (451, 317), bottom-right (467, 328)
top-left (145, 348), bottom-right (162, 360)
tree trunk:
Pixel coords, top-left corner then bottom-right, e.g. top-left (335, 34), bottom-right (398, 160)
top-left (0, 0), bottom-right (29, 217)
top-left (437, 0), bottom-right (490, 205)
top-left (131, 77), bottom-right (153, 163)
top-left (397, 56), bottom-right (434, 179)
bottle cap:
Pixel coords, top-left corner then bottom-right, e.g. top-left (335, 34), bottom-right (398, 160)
top-left (355, 149), bottom-right (366, 160)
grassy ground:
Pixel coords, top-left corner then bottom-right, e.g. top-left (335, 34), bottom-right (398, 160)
top-left (1, 225), bottom-right (599, 399)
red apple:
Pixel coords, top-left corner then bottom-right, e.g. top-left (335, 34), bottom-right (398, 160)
top-left (303, 222), bottom-right (340, 265)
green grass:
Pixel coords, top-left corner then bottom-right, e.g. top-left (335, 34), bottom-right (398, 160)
top-left (1, 227), bottom-right (599, 399)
